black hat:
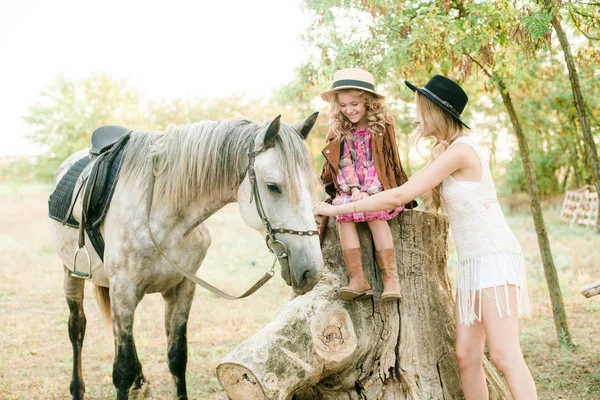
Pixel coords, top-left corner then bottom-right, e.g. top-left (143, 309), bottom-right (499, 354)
top-left (405, 75), bottom-right (470, 129)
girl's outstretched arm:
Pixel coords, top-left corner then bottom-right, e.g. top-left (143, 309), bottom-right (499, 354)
top-left (314, 144), bottom-right (473, 217)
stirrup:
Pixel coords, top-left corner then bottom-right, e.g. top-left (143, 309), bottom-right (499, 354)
top-left (72, 246), bottom-right (92, 279)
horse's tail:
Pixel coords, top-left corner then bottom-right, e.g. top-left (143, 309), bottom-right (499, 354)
top-left (93, 285), bottom-right (112, 334)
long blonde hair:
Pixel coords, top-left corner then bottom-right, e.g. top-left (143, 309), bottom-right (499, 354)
top-left (328, 89), bottom-right (387, 141)
top-left (409, 91), bottom-right (465, 210)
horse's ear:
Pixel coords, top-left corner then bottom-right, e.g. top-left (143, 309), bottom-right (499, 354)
top-left (293, 112), bottom-right (319, 140)
top-left (262, 115), bottom-right (281, 149)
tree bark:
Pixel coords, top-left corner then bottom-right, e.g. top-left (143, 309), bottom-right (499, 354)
top-left (545, 0), bottom-right (600, 231)
top-left (580, 280), bottom-right (600, 298)
top-left (217, 210), bottom-right (511, 399)
top-left (497, 83), bottom-right (573, 348)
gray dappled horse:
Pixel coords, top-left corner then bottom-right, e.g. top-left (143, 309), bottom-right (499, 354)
top-left (49, 114), bottom-right (324, 400)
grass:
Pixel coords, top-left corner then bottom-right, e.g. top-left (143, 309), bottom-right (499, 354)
top-left (0, 184), bottom-right (599, 399)
top-left (496, 198), bottom-right (600, 400)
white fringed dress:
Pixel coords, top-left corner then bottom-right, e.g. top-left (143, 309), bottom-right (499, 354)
top-left (441, 136), bottom-right (530, 326)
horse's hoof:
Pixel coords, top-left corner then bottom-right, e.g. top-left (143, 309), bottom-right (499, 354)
top-left (129, 378), bottom-right (152, 399)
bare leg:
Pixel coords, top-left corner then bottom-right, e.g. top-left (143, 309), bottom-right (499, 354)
top-left (366, 220), bottom-right (394, 250)
top-left (64, 266), bottom-right (86, 400)
top-left (483, 285), bottom-right (538, 400)
top-left (338, 222), bottom-right (361, 249)
top-left (455, 292), bottom-right (488, 400)
top-left (110, 277), bottom-right (146, 400)
top-left (163, 278), bottom-right (196, 400)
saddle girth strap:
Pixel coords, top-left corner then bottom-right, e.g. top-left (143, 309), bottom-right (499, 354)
top-left (79, 157), bottom-right (105, 259)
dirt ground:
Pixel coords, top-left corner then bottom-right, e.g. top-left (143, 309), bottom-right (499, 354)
top-left (0, 184), bottom-right (599, 399)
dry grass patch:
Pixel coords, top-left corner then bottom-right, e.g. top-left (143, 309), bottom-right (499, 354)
top-left (1, 185), bottom-right (599, 399)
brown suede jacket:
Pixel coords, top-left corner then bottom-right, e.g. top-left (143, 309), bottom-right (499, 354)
top-left (318, 119), bottom-right (417, 242)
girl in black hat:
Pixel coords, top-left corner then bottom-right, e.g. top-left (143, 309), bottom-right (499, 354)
top-left (314, 75), bottom-right (537, 399)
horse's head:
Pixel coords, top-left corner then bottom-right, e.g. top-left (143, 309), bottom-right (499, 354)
top-left (237, 113), bottom-right (324, 294)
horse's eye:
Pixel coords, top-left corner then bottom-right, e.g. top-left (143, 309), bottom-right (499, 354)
top-left (267, 183), bottom-right (281, 194)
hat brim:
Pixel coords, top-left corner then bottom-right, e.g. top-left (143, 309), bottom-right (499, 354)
top-left (405, 80), bottom-right (471, 129)
top-left (320, 86), bottom-right (385, 103)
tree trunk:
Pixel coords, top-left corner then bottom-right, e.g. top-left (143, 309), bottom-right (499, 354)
top-left (546, 0), bottom-right (600, 231)
top-left (580, 280), bottom-right (600, 298)
top-left (217, 210), bottom-right (511, 399)
top-left (497, 83), bottom-right (573, 348)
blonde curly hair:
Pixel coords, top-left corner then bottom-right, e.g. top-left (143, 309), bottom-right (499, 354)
top-left (327, 89), bottom-right (388, 141)
top-left (409, 91), bottom-right (465, 210)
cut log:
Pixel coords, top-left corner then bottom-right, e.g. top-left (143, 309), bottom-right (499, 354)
top-left (217, 210), bottom-right (510, 399)
top-left (580, 280), bottom-right (600, 298)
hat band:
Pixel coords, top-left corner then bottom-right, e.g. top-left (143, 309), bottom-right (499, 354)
top-left (332, 79), bottom-right (375, 92)
top-left (421, 88), bottom-right (461, 118)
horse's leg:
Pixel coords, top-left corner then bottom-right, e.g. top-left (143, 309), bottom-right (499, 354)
top-left (64, 265), bottom-right (86, 400)
top-left (163, 278), bottom-right (196, 400)
top-left (110, 278), bottom-right (146, 400)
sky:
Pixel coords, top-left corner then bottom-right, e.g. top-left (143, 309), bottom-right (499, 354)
top-left (0, 0), bottom-right (311, 156)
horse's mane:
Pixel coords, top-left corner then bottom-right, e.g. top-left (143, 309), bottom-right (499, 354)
top-left (119, 118), bottom-right (318, 209)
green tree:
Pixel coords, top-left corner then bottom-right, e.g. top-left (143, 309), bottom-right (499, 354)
top-left (293, 0), bottom-right (574, 347)
top-left (505, 51), bottom-right (599, 195)
top-left (23, 74), bottom-right (144, 180)
top-left (22, 74), bottom-right (318, 181)
top-left (542, 0), bottom-right (600, 229)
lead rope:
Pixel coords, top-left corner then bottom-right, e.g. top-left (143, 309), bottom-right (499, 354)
top-left (146, 160), bottom-right (276, 300)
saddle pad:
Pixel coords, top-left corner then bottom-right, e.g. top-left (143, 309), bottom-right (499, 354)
top-left (48, 157), bottom-right (92, 228)
top-left (48, 143), bottom-right (129, 229)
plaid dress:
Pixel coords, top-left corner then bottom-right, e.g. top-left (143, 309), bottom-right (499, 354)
top-left (333, 127), bottom-right (404, 223)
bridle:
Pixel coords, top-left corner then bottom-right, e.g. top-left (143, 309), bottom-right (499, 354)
top-left (146, 133), bottom-right (320, 300)
top-left (245, 135), bottom-right (319, 260)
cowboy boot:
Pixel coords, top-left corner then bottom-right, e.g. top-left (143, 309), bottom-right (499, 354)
top-left (338, 248), bottom-right (373, 301)
top-left (377, 248), bottom-right (402, 301)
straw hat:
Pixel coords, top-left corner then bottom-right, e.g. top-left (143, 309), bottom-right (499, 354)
top-left (320, 68), bottom-right (385, 102)
top-left (405, 75), bottom-right (470, 129)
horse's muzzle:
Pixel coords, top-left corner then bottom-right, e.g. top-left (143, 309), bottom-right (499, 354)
top-left (283, 258), bottom-right (323, 295)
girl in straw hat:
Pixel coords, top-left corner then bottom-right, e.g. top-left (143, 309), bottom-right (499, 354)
top-left (315, 75), bottom-right (537, 399)
top-left (319, 68), bottom-right (415, 302)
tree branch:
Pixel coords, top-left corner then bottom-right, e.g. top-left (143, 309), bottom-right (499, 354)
top-left (384, 24), bottom-right (408, 38)
top-left (568, 9), bottom-right (600, 40)
top-left (465, 54), bottom-right (493, 79)
top-left (580, 280), bottom-right (600, 298)
top-left (573, 1), bottom-right (600, 5)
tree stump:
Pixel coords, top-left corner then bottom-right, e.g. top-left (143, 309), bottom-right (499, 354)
top-left (217, 210), bottom-right (510, 399)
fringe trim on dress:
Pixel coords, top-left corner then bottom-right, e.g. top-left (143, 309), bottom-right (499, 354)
top-left (456, 252), bottom-right (531, 326)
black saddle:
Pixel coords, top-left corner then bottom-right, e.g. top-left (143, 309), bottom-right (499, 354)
top-left (91, 125), bottom-right (129, 156)
top-left (85, 126), bottom-right (130, 213)
top-left (48, 125), bottom-right (132, 276)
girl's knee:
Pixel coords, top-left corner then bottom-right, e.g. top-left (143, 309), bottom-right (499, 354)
top-left (488, 347), bottom-right (524, 373)
top-left (456, 344), bottom-right (483, 371)
top-left (367, 220), bottom-right (385, 230)
top-left (367, 220), bottom-right (393, 244)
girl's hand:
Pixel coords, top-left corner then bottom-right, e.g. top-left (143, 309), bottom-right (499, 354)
top-left (313, 202), bottom-right (337, 217)
top-left (350, 187), bottom-right (361, 202)
top-left (357, 192), bottom-right (369, 201)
